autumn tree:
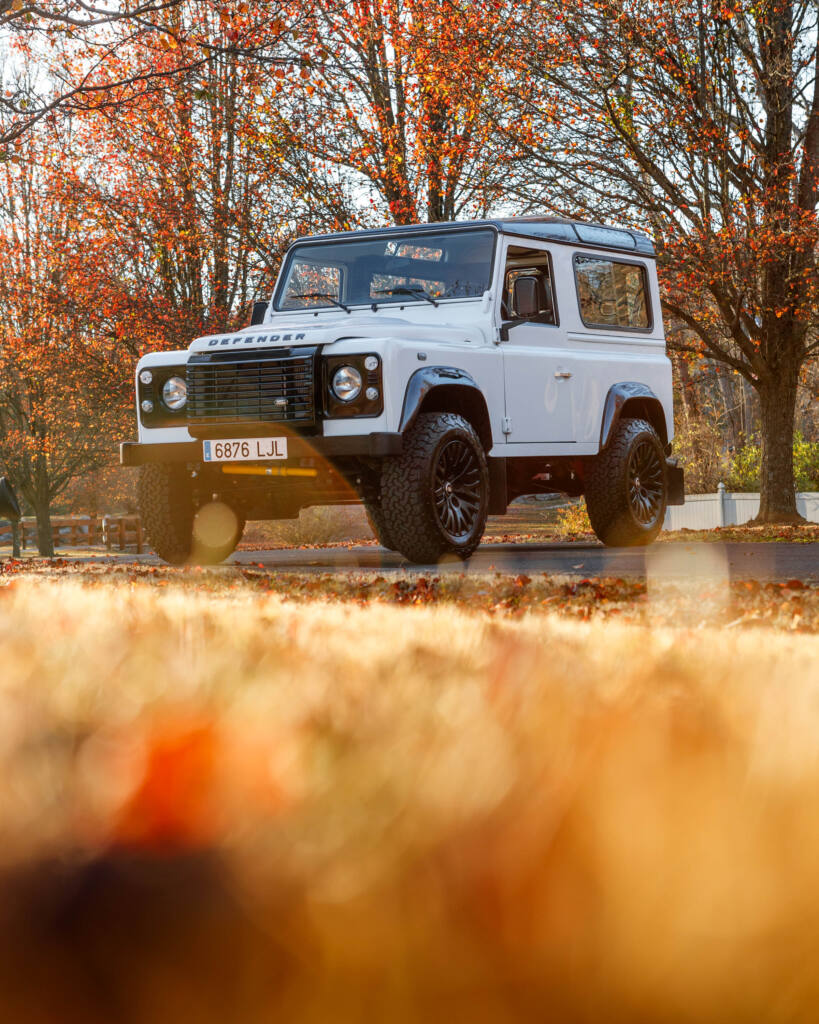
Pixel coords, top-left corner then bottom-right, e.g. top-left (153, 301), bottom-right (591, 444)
top-left (0, 129), bottom-right (132, 554)
top-left (0, 0), bottom-right (342, 550)
top-left (0, 0), bottom-right (201, 146)
top-left (265, 0), bottom-right (535, 226)
top-left (0, 0), bottom-right (305, 154)
top-left (511, 0), bottom-right (819, 520)
top-left (66, 0), bottom-right (340, 346)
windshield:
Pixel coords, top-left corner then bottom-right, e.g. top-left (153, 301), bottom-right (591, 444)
top-left (275, 228), bottom-right (495, 311)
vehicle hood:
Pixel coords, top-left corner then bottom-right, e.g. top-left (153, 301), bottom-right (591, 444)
top-left (187, 313), bottom-right (487, 352)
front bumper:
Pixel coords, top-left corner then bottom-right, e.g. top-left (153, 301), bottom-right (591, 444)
top-left (120, 432), bottom-right (403, 466)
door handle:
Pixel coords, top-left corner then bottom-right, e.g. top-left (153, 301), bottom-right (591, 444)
top-left (554, 371), bottom-right (572, 379)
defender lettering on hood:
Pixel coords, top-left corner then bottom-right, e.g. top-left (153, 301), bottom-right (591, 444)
top-left (208, 332), bottom-right (307, 346)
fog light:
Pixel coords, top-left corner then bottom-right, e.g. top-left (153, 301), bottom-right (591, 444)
top-left (139, 369), bottom-right (153, 385)
top-left (366, 386), bottom-right (379, 401)
top-left (141, 399), bottom-right (154, 413)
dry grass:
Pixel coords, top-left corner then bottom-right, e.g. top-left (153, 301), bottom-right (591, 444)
top-left (1, 577), bottom-right (819, 1021)
top-left (241, 505), bottom-right (372, 548)
top-left (661, 522), bottom-right (819, 543)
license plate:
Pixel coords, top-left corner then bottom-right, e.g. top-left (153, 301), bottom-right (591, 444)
top-left (203, 437), bottom-right (288, 462)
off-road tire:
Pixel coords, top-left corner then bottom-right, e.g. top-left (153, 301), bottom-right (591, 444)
top-left (584, 417), bottom-right (667, 547)
top-left (137, 464), bottom-right (244, 565)
top-left (363, 500), bottom-right (397, 550)
top-left (380, 412), bottom-right (489, 564)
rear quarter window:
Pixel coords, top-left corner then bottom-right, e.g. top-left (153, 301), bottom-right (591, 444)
top-left (574, 255), bottom-right (651, 330)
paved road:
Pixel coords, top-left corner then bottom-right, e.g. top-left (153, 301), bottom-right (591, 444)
top-left (214, 541), bottom-right (819, 581)
top-left (47, 540), bottom-right (817, 581)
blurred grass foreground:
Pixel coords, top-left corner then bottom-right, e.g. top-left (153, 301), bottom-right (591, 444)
top-left (1, 579), bottom-right (819, 1022)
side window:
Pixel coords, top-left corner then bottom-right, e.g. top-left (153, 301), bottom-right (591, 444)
top-left (502, 248), bottom-right (557, 325)
top-left (574, 255), bottom-right (650, 330)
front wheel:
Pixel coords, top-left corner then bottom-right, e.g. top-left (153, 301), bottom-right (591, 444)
top-left (363, 499), bottom-right (397, 551)
top-left (380, 412), bottom-right (489, 564)
top-left (584, 417), bottom-right (667, 547)
top-left (138, 464), bottom-right (245, 565)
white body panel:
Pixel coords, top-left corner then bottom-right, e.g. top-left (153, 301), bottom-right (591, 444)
top-left (495, 237), bottom-right (673, 449)
top-left (135, 350), bottom-right (195, 445)
top-left (134, 225), bottom-right (674, 458)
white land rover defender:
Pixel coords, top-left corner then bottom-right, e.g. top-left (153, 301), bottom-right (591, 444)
top-left (121, 218), bottom-right (684, 565)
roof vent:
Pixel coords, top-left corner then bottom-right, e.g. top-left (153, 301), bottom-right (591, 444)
top-left (574, 225), bottom-right (637, 249)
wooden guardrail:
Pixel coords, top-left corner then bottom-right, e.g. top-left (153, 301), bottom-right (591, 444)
top-left (101, 515), bottom-right (144, 553)
top-left (101, 512), bottom-right (144, 552)
top-left (5, 515), bottom-right (145, 553)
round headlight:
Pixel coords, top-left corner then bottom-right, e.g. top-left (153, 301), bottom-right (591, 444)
top-left (331, 365), bottom-right (362, 402)
top-left (162, 375), bottom-right (187, 411)
top-left (364, 355), bottom-right (379, 372)
top-left (139, 368), bottom-right (153, 385)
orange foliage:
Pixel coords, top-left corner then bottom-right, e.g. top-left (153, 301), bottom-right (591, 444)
top-left (0, 128), bottom-right (134, 539)
top-left (272, 0), bottom-right (539, 224)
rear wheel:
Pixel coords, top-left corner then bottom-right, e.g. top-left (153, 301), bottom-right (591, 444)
top-left (584, 417), bottom-right (667, 547)
top-left (380, 412), bottom-right (489, 564)
top-left (138, 464), bottom-right (245, 565)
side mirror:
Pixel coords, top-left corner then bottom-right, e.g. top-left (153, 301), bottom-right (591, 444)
top-left (512, 277), bottom-right (540, 319)
top-left (250, 299), bottom-right (269, 326)
top-left (0, 477), bottom-right (21, 522)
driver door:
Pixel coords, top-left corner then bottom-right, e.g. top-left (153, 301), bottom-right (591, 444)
top-left (500, 241), bottom-right (575, 444)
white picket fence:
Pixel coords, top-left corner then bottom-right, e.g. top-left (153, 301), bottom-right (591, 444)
top-left (663, 485), bottom-right (819, 530)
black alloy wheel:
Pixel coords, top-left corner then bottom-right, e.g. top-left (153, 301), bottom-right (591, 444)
top-left (433, 438), bottom-right (483, 541)
top-left (628, 438), bottom-right (665, 525)
top-left (380, 412), bottom-right (489, 563)
top-left (583, 416), bottom-right (668, 547)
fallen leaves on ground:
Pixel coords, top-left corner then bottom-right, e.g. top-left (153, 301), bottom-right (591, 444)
top-left (238, 520), bottom-right (819, 549)
top-left (658, 523), bottom-right (819, 543)
top-left (2, 559), bottom-right (818, 631)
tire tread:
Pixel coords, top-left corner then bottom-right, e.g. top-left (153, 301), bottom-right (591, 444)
top-left (137, 464), bottom-right (195, 565)
top-left (137, 464), bottom-right (244, 565)
top-left (363, 500), bottom-right (397, 551)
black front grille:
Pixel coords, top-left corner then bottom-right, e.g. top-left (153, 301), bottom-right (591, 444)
top-left (187, 347), bottom-right (317, 432)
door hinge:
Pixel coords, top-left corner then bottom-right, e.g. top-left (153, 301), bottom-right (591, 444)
top-left (501, 416), bottom-right (512, 435)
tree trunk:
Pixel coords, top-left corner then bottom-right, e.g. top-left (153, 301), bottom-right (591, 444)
top-left (34, 501), bottom-right (54, 557)
top-left (754, 372), bottom-right (803, 523)
top-left (675, 351), bottom-right (698, 425)
top-left (11, 521), bottom-right (21, 558)
top-left (741, 377), bottom-right (757, 441)
top-left (30, 452), bottom-right (55, 557)
top-left (715, 367), bottom-right (740, 450)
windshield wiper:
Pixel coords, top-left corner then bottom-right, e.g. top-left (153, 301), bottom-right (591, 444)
top-left (374, 286), bottom-right (439, 307)
top-left (292, 292), bottom-right (351, 313)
